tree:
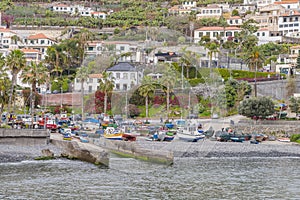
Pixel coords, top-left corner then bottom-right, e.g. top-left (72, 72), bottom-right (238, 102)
top-left (238, 97), bottom-right (274, 120)
top-left (159, 65), bottom-right (178, 118)
top-left (21, 62), bottom-right (48, 113)
top-left (296, 53), bottom-right (300, 69)
top-left (289, 96), bottom-right (300, 115)
top-left (99, 71), bottom-right (115, 114)
top-left (74, 28), bottom-right (94, 65)
top-left (0, 0), bottom-right (14, 27)
top-left (5, 49), bottom-right (26, 115)
top-left (179, 47), bottom-right (199, 79)
top-left (244, 46), bottom-right (265, 71)
top-left (0, 53), bottom-right (10, 113)
top-left (286, 77), bottom-right (296, 98)
top-left (138, 76), bottom-right (156, 119)
top-left (76, 65), bottom-right (91, 120)
top-left (205, 41), bottom-right (220, 70)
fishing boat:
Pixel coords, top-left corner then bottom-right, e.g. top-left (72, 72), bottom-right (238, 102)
top-left (80, 136), bottom-right (89, 143)
top-left (104, 127), bottom-right (123, 140)
top-left (146, 130), bottom-right (175, 142)
top-left (177, 124), bottom-right (205, 142)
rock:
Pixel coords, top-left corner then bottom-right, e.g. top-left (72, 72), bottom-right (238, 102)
top-left (41, 149), bottom-right (54, 158)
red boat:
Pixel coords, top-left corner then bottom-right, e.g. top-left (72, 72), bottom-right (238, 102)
top-left (122, 133), bottom-right (137, 141)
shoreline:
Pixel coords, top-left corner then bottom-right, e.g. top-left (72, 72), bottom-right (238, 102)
top-left (0, 138), bottom-right (299, 164)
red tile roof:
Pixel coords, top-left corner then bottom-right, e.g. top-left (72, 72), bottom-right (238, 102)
top-left (21, 48), bottom-right (40, 53)
top-left (89, 74), bottom-right (102, 78)
top-left (195, 26), bottom-right (241, 31)
top-left (27, 33), bottom-right (53, 40)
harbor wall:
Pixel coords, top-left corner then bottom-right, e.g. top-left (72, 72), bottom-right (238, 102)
top-left (90, 138), bottom-right (174, 165)
top-left (0, 129), bottom-right (50, 145)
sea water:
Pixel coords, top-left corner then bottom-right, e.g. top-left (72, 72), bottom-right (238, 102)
top-left (0, 157), bottom-right (299, 199)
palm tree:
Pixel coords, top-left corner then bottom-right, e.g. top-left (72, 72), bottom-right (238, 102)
top-left (159, 66), bottom-right (178, 119)
top-left (138, 76), bottom-right (156, 119)
top-left (99, 71), bottom-right (115, 114)
top-left (0, 53), bottom-right (9, 113)
top-left (244, 45), bottom-right (265, 71)
top-left (21, 61), bottom-right (49, 115)
top-left (244, 45), bottom-right (265, 97)
top-left (179, 47), bottom-right (200, 79)
top-left (74, 28), bottom-right (94, 65)
top-left (45, 45), bottom-right (65, 78)
top-left (76, 65), bottom-right (91, 120)
top-left (205, 41), bottom-right (220, 69)
top-left (5, 49), bottom-right (26, 115)
top-left (0, 0), bottom-right (14, 27)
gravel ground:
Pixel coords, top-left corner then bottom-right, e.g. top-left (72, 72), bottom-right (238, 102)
top-left (0, 144), bottom-right (63, 163)
top-left (136, 138), bottom-right (300, 158)
top-left (1, 136), bottom-right (299, 163)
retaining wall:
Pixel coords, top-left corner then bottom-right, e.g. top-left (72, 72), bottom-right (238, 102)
top-left (0, 129), bottom-right (50, 145)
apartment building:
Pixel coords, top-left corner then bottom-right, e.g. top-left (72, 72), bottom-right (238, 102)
top-left (196, 5), bottom-right (222, 19)
top-left (23, 33), bottom-right (56, 59)
top-left (194, 26), bottom-right (242, 43)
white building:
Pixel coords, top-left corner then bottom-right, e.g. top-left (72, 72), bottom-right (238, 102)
top-left (196, 5), bottom-right (222, 19)
top-left (0, 28), bottom-right (17, 48)
top-left (274, 0), bottom-right (299, 10)
top-left (227, 16), bottom-right (243, 27)
top-left (278, 9), bottom-right (300, 36)
top-left (24, 33), bottom-right (56, 59)
top-left (74, 73), bottom-right (102, 93)
top-left (256, 28), bottom-right (282, 44)
top-left (194, 26), bottom-right (242, 43)
top-left (106, 62), bottom-right (143, 91)
top-left (243, 0), bottom-right (280, 7)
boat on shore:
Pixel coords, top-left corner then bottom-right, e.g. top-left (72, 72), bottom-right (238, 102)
top-left (104, 127), bottom-right (123, 140)
top-left (177, 124), bottom-right (205, 142)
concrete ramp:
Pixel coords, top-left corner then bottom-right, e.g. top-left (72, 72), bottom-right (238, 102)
top-left (90, 137), bottom-right (174, 165)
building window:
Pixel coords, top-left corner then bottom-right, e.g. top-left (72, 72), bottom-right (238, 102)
top-left (88, 86), bottom-right (92, 93)
top-left (257, 33), bottom-right (260, 36)
top-left (283, 18), bottom-right (287, 22)
top-left (123, 73), bottom-right (128, 79)
top-left (116, 84), bottom-right (120, 90)
top-left (88, 47), bottom-right (93, 51)
top-left (41, 40), bottom-right (45, 44)
top-left (123, 84), bottom-right (127, 91)
top-left (205, 32), bottom-right (210, 36)
top-left (130, 73), bottom-right (135, 80)
top-left (235, 20), bottom-right (238, 24)
top-left (120, 46), bottom-right (125, 51)
top-left (226, 31), bottom-right (232, 37)
top-left (116, 73), bottom-right (120, 79)
top-left (213, 32), bottom-right (218, 37)
top-left (294, 23), bottom-right (299, 27)
top-left (229, 20), bottom-right (232, 24)
top-left (296, 17), bottom-right (298, 22)
top-left (279, 25), bottom-right (283, 28)
top-left (199, 32), bottom-right (203, 37)
top-left (289, 24), bottom-right (293, 27)
top-left (262, 32), bottom-right (265, 36)
top-left (284, 24), bottom-right (288, 27)
top-left (220, 32), bottom-right (224, 37)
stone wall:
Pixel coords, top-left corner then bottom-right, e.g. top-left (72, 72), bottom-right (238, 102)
top-left (253, 79), bottom-right (300, 100)
top-left (233, 120), bottom-right (300, 136)
top-left (0, 129), bottom-right (50, 145)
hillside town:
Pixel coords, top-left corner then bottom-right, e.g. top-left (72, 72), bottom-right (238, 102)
top-left (0, 0), bottom-right (300, 125)
top-left (0, 2), bottom-right (300, 199)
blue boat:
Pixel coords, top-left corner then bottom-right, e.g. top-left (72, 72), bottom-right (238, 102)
top-left (80, 136), bottom-right (89, 143)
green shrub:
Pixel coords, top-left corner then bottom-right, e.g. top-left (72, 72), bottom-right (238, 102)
top-left (290, 134), bottom-right (300, 142)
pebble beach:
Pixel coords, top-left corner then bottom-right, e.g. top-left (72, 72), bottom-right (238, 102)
top-left (136, 139), bottom-right (300, 158)
top-left (1, 135), bottom-right (300, 163)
